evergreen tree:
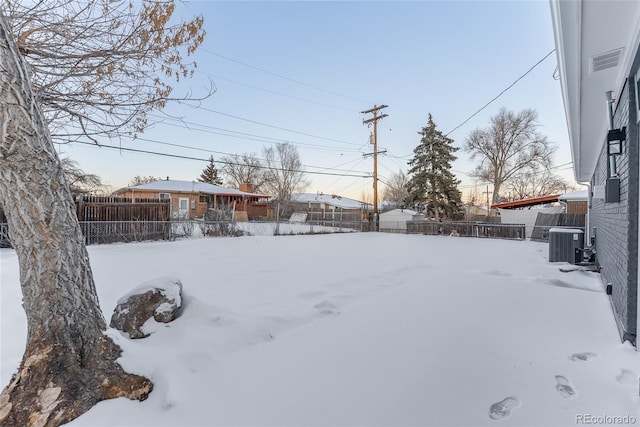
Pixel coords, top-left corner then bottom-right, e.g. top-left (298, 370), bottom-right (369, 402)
top-left (406, 114), bottom-right (464, 221)
top-left (198, 156), bottom-right (223, 185)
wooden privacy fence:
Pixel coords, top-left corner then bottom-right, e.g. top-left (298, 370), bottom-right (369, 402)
top-left (530, 213), bottom-right (586, 242)
top-left (76, 196), bottom-right (171, 244)
top-left (76, 196), bottom-right (170, 221)
top-left (406, 220), bottom-right (526, 241)
top-left (0, 196), bottom-right (171, 247)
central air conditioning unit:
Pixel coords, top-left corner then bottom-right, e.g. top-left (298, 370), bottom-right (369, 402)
top-left (548, 228), bottom-right (584, 264)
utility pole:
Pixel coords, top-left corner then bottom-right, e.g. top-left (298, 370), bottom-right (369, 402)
top-left (483, 185), bottom-right (490, 220)
top-left (361, 105), bottom-right (388, 224)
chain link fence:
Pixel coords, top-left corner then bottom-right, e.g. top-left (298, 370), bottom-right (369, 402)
top-left (406, 220), bottom-right (526, 241)
top-left (0, 218), bottom-right (528, 248)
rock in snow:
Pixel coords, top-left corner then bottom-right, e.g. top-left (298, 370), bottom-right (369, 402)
top-left (110, 277), bottom-right (183, 339)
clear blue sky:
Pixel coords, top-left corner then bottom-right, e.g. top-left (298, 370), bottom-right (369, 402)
top-left (60, 0), bottom-right (575, 202)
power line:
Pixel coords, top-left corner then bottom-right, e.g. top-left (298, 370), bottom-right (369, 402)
top-left (208, 73), bottom-right (356, 112)
top-left (386, 48), bottom-right (559, 161)
top-left (445, 49), bottom-right (556, 136)
top-left (131, 136), bottom-right (370, 174)
top-left (191, 104), bottom-right (364, 147)
top-left (145, 115), bottom-right (364, 153)
top-left (73, 141), bottom-right (371, 179)
top-left (204, 49), bottom-right (372, 105)
top-left (322, 157), bottom-right (369, 192)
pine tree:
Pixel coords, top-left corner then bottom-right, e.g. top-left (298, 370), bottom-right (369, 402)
top-left (406, 114), bottom-right (464, 221)
top-left (198, 156), bottom-right (223, 185)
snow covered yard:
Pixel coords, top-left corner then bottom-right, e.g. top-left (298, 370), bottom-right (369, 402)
top-left (1, 232), bottom-right (638, 426)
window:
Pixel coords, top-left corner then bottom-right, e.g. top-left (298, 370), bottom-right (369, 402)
top-left (199, 195), bottom-right (209, 204)
top-left (159, 193), bottom-right (171, 200)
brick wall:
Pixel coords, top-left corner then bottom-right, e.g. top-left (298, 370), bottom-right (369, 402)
top-left (590, 79), bottom-right (638, 343)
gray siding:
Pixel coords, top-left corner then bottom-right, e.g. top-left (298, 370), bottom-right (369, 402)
top-left (590, 79), bottom-right (638, 344)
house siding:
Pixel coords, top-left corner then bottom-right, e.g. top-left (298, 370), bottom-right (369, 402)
top-left (590, 76), bottom-right (639, 343)
top-left (116, 188), bottom-right (269, 220)
top-left (566, 201), bottom-right (587, 215)
top-left (119, 190), bottom-right (205, 219)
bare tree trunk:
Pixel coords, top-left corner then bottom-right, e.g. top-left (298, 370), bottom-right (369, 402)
top-left (0, 11), bottom-right (151, 427)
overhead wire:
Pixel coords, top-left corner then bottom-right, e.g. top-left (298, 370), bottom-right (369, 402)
top-left (389, 49), bottom-right (558, 160)
top-left (207, 73), bottom-right (356, 112)
top-left (203, 49), bottom-right (372, 105)
top-left (444, 49), bottom-right (556, 136)
top-left (185, 104), bottom-right (364, 147)
top-left (145, 115), bottom-right (364, 153)
top-left (73, 141), bottom-right (371, 179)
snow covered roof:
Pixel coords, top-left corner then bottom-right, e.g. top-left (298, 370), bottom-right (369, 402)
top-left (290, 193), bottom-right (370, 210)
top-left (128, 180), bottom-right (266, 197)
top-left (380, 208), bottom-right (419, 217)
top-left (558, 190), bottom-right (588, 202)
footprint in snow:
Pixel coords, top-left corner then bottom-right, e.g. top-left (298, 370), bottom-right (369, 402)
top-left (555, 375), bottom-right (577, 399)
top-left (485, 270), bottom-right (512, 278)
top-left (615, 369), bottom-right (638, 386)
top-left (489, 397), bottom-right (520, 420)
top-left (569, 352), bottom-right (598, 362)
top-left (314, 300), bottom-right (340, 316)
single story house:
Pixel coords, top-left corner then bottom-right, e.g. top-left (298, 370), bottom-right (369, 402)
top-left (551, 0), bottom-right (640, 346)
top-left (279, 193), bottom-right (372, 228)
top-left (379, 209), bottom-right (424, 233)
top-left (114, 180), bottom-right (269, 220)
top-left (289, 193), bottom-right (373, 212)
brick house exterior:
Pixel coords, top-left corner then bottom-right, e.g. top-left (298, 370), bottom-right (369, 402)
top-left (114, 180), bottom-right (269, 220)
top-left (551, 0), bottom-right (640, 346)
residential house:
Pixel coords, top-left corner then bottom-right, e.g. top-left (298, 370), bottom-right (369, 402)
top-left (289, 193), bottom-right (372, 212)
top-left (114, 180), bottom-right (269, 220)
top-left (551, 0), bottom-right (640, 346)
top-left (281, 193), bottom-right (372, 228)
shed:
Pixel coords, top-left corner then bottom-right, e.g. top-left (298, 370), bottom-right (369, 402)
top-left (379, 209), bottom-right (424, 232)
top-left (558, 190), bottom-right (588, 215)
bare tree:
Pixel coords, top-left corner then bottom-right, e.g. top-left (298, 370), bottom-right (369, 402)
top-left (60, 157), bottom-right (105, 196)
top-left (464, 108), bottom-right (555, 203)
top-left (3, 0), bottom-right (210, 143)
top-left (360, 190), bottom-right (372, 207)
top-left (0, 10), bottom-right (152, 426)
top-left (129, 175), bottom-right (160, 186)
top-left (261, 143), bottom-right (309, 200)
top-left (221, 153), bottom-right (266, 192)
top-left (507, 164), bottom-right (571, 200)
top-left (381, 169), bottom-right (408, 209)
top-left (0, 1), bottom-right (208, 424)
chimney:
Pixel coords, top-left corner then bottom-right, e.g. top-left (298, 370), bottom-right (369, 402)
top-left (239, 183), bottom-right (253, 193)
